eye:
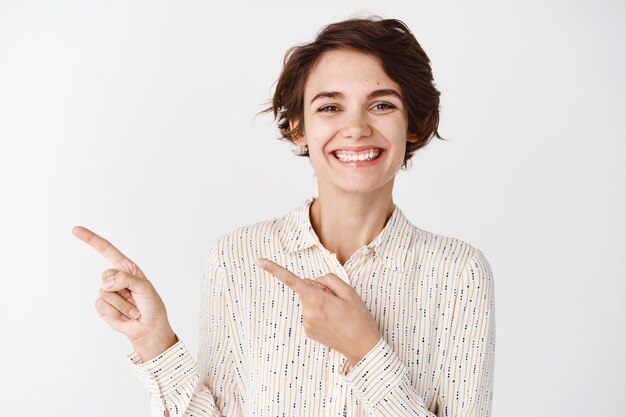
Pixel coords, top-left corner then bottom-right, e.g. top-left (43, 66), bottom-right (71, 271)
top-left (318, 104), bottom-right (340, 113)
top-left (372, 102), bottom-right (396, 111)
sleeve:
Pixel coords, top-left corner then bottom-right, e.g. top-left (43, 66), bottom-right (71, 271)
top-left (338, 337), bottom-right (437, 416)
top-left (338, 248), bottom-right (496, 417)
top-left (125, 241), bottom-right (244, 416)
top-left (437, 249), bottom-right (496, 416)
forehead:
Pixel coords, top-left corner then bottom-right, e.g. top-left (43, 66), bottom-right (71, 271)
top-left (304, 48), bottom-right (400, 97)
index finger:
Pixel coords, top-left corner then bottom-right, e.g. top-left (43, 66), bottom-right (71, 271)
top-left (72, 225), bottom-right (145, 278)
top-left (256, 258), bottom-right (304, 294)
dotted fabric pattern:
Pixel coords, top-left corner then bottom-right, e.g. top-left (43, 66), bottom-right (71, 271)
top-left (127, 196), bottom-right (496, 416)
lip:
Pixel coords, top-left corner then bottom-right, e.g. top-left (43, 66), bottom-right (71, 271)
top-left (330, 148), bottom-right (386, 168)
top-left (330, 145), bottom-right (385, 153)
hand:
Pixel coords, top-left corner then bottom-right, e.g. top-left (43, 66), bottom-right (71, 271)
top-left (255, 258), bottom-right (381, 367)
top-left (73, 225), bottom-right (177, 360)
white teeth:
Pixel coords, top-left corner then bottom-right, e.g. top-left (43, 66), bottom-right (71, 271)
top-left (334, 149), bottom-right (382, 162)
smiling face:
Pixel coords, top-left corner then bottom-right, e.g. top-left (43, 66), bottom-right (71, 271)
top-left (290, 48), bottom-right (418, 197)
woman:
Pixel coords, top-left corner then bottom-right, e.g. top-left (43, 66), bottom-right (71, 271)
top-left (73, 16), bottom-right (496, 417)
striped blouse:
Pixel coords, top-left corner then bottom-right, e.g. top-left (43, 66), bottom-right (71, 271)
top-left (127, 196), bottom-right (496, 416)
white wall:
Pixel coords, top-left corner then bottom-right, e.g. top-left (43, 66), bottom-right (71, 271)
top-left (1, 0), bottom-right (624, 415)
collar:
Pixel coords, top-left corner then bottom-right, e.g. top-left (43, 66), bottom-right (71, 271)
top-left (279, 196), bottom-right (417, 272)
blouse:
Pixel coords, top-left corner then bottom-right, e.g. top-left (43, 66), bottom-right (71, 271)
top-left (126, 196), bottom-right (496, 416)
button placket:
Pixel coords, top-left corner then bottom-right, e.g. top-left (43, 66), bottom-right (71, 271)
top-left (324, 251), bottom-right (351, 284)
top-left (319, 250), bottom-right (363, 416)
top-left (325, 245), bottom-right (372, 281)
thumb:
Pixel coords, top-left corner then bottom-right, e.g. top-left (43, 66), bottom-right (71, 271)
top-left (314, 274), bottom-right (354, 299)
top-left (308, 279), bottom-right (337, 296)
top-left (101, 268), bottom-right (118, 281)
top-left (102, 271), bottom-right (154, 295)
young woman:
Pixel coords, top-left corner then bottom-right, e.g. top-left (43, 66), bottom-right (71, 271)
top-left (74, 16), bottom-right (496, 417)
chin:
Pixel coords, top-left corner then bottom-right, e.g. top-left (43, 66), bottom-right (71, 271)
top-left (332, 179), bottom-right (392, 195)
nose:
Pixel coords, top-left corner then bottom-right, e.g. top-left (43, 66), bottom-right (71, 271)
top-left (340, 109), bottom-right (372, 139)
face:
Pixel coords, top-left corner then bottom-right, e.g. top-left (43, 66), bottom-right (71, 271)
top-left (290, 48), bottom-right (418, 197)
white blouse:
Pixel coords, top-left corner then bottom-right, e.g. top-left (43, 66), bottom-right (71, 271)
top-left (127, 196), bottom-right (496, 416)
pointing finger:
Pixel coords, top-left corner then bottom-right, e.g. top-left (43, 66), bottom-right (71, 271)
top-left (256, 258), bottom-right (305, 294)
top-left (73, 226), bottom-right (146, 279)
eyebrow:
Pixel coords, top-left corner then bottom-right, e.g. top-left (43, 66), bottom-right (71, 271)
top-left (309, 89), bottom-right (403, 105)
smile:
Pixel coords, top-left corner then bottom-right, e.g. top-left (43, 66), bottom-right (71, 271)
top-left (332, 148), bottom-right (383, 162)
top-left (330, 147), bottom-right (385, 167)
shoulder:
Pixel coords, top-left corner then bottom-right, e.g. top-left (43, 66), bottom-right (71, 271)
top-left (409, 224), bottom-right (493, 283)
top-left (215, 216), bottom-right (284, 250)
top-left (206, 210), bottom-right (293, 268)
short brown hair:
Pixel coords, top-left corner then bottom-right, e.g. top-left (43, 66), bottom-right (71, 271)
top-left (259, 15), bottom-right (445, 169)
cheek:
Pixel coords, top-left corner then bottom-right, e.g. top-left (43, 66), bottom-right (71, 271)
top-left (306, 114), bottom-right (341, 137)
top-left (396, 140), bottom-right (409, 158)
top-left (304, 128), bottom-right (334, 161)
top-left (309, 149), bottom-right (329, 173)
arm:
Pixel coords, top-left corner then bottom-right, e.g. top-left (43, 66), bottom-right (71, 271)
top-left (338, 249), bottom-right (496, 417)
top-left (127, 241), bottom-right (244, 416)
top-left (437, 249), bottom-right (496, 416)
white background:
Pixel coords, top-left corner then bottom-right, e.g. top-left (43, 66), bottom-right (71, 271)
top-left (1, 0), bottom-right (624, 416)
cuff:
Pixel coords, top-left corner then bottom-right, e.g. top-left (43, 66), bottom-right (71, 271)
top-left (339, 337), bottom-right (406, 409)
top-left (126, 339), bottom-right (198, 397)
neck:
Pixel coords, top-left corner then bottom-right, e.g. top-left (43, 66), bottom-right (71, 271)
top-left (309, 181), bottom-right (395, 265)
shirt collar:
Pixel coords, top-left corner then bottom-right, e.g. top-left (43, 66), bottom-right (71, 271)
top-left (280, 196), bottom-right (417, 272)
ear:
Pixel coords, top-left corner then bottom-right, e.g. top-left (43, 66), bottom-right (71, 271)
top-left (289, 118), bottom-right (307, 147)
top-left (406, 131), bottom-right (419, 143)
